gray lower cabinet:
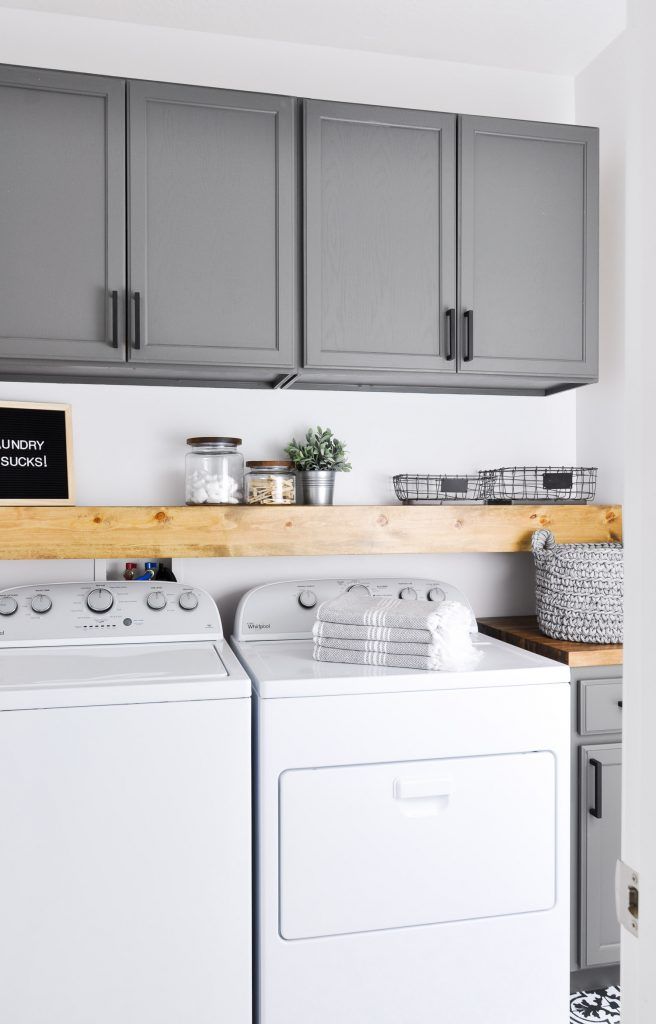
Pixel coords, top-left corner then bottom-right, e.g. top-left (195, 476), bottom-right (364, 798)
top-left (302, 100), bottom-right (457, 384)
top-left (458, 116), bottom-right (598, 382)
top-left (0, 65), bottom-right (126, 363)
top-left (571, 667), bottom-right (622, 992)
top-left (127, 81), bottom-right (298, 380)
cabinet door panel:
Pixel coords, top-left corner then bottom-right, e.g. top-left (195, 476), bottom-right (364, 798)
top-left (128, 82), bottom-right (296, 370)
top-left (304, 101), bottom-right (456, 373)
top-left (459, 116), bottom-right (598, 379)
top-left (580, 744), bottom-right (621, 967)
top-left (0, 66), bottom-right (126, 362)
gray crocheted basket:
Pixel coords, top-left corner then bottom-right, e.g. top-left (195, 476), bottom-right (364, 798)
top-left (531, 529), bottom-right (623, 644)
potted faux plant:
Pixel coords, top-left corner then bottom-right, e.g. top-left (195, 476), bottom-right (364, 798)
top-left (285, 426), bottom-right (352, 505)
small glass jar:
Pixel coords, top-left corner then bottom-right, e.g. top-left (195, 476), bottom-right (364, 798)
top-left (185, 437), bottom-right (244, 505)
top-left (245, 461), bottom-right (296, 505)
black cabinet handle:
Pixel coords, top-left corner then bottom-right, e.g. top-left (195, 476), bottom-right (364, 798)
top-left (110, 290), bottom-right (118, 348)
top-left (132, 291), bottom-right (141, 350)
top-left (618, 700), bottom-right (623, 709)
top-left (589, 758), bottom-right (603, 819)
top-left (463, 309), bottom-right (473, 362)
top-left (445, 309), bottom-right (455, 361)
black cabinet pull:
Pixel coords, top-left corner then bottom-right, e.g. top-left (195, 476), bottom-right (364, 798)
top-left (445, 309), bottom-right (455, 361)
top-left (589, 758), bottom-right (603, 819)
top-left (110, 290), bottom-right (118, 348)
top-left (132, 291), bottom-right (141, 350)
top-left (618, 700), bottom-right (623, 709)
top-left (463, 309), bottom-right (473, 362)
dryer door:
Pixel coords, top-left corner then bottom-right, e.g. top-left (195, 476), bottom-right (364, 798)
top-left (279, 750), bottom-right (556, 939)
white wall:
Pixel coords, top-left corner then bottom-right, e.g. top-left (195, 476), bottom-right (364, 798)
top-left (0, 7), bottom-right (578, 630)
top-left (575, 34), bottom-right (626, 502)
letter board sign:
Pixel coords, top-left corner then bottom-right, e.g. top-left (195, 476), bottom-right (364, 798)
top-left (0, 402), bottom-right (74, 505)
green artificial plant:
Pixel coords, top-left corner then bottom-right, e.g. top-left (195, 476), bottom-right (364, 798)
top-left (285, 426), bottom-right (352, 472)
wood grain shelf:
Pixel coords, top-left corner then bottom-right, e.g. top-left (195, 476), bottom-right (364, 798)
top-left (0, 503), bottom-right (622, 560)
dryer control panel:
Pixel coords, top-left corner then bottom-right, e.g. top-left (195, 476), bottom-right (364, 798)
top-left (233, 578), bottom-right (475, 641)
top-left (0, 582), bottom-right (221, 648)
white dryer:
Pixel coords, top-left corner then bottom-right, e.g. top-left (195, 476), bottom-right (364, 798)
top-left (0, 581), bottom-right (251, 1024)
top-left (232, 577), bottom-right (571, 1024)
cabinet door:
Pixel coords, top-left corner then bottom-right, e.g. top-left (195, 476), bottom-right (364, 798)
top-left (304, 100), bottom-right (457, 374)
top-left (580, 744), bottom-right (621, 967)
top-left (0, 66), bottom-right (126, 362)
top-left (127, 82), bottom-right (297, 372)
top-left (459, 116), bottom-right (598, 380)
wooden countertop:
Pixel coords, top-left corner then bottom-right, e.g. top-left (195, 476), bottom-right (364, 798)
top-left (477, 615), bottom-right (623, 668)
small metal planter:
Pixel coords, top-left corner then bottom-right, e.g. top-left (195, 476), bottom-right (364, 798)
top-left (301, 470), bottom-right (336, 505)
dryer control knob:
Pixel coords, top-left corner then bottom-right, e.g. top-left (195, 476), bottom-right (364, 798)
top-left (0, 596), bottom-right (18, 616)
top-left (86, 588), bottom-right (113, 614)
top-left (179, 590), bottom-right (198, 611)
top-left (399, 587), bottom-right (418, 600)
top-left (298, 590), bottom-right (317, 609)
top-left (427, 587), bottom-right (446, 603)
top-left (146, 590), bottom-right (167, 611)
top-left (31, 593), bottom-right (53, 614)
top-left (347, 584), bottom-right (371, 597)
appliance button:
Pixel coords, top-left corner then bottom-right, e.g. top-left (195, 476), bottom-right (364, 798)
top-left (0, 596), bottom-right (18, 616)
top-left (146, 591), bottom-right (167, 611)
top-left (427, 587), bottom-right (446, 603)
top-left (31, 594), bottom-right (53, 614)
top-left (179, 590), bottom-right (198, 611)
top-left (399, 587), bottom-right (418, 600)
top-left (346, 584), bottom-right (371, 597)
top-left (298, 590), bottom-right (317, 609)
top-left (86, 588), bottom-right (114, 614)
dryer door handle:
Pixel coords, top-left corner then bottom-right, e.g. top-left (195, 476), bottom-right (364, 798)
top-left (394, 777), bottom-right (453, 800)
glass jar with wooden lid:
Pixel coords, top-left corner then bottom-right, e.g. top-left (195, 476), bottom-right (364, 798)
top-left (245, 461), bottom-right (296, 505)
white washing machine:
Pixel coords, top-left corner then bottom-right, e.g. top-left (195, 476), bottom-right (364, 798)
top-left (232, 577), bottom-right (571, 1024)
top-left (0, 581), bottom-right (251, 1024)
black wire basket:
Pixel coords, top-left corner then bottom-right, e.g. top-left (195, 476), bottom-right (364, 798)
top-left (480, 466), bottom-right (598, 504)
top-left (393, 474), bottom-right (484, 505)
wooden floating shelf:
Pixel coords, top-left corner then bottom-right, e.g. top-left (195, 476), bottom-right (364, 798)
top-left (0, 504), bottom-right (622, 560)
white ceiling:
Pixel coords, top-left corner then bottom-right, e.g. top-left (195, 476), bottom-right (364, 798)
top-left (0, 0), bottom-right (626, 76)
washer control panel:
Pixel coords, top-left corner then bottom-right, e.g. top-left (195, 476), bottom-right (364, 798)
top-left (0, 582), bottom-right (220, 648)
top-left (233, 578), bottom-right (475, 641)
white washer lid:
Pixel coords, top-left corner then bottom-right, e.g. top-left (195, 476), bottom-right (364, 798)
top-left (0, 641), bottom-right (251, 710)
top-left (231, 634), bottom-right (570, 698)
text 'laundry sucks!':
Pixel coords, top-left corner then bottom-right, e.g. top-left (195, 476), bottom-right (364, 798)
top-left (0, 438), bottom-right (48, 468)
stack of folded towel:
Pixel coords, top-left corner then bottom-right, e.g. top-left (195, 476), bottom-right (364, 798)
top-left (312, 594), bottom-right (481, 672)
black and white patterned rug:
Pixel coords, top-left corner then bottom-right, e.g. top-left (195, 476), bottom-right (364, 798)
top-left (570, 987), bottom-right (620, 1023)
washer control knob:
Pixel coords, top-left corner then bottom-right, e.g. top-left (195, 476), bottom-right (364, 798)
top-left (86, 588), bottom-right (114, 614)
top-left (0, 596), bottom-right (18, 616)
top-left (427, 587), bottom-right (446, 603)
top-left (347, 584), bottom-right (371, 597)
top-left (146, 590), bottom-right (167, 611)
top-left (399, 587), bottom-right (418, 600)
top-left (298, 590), bottom-right (317, 609)
top-left (179, 590), bottom-right (198, 611)
top-left (31, 593), bottom-right (53, 614)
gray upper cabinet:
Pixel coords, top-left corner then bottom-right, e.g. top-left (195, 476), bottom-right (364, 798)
top-left (127, 81), bottom-right (297, 378)
top-left (303, 101), bottom-right (457, 378)
top-left (458, 116), bottom-right (599, 381)
top-left (0, 66), bottom-right (126, 363)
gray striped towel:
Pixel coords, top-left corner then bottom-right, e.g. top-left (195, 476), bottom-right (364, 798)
top-left (313, 645), bottom-right (441, 671)
top-left (314, 634), bottom-right (436, 657)
top-left (313, 620), bottom-right (435, 644)
top-left (317, 594), bottom-right (475, 633)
